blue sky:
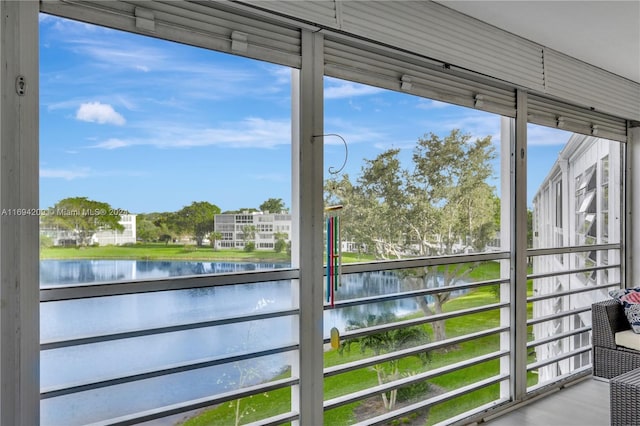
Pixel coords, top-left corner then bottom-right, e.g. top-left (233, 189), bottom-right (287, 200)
top-left (40, 15), bottom-right (570, 213)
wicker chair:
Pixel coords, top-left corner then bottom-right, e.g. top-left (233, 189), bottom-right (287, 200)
top-left (592, 299), bottom-right (640, 379)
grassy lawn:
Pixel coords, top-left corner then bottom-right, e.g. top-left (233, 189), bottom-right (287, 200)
top-left (40, 243), bottom-right (376, 263)
top-left (40, 243), bottom-right (292, 262)
top-left (182, 273), bottom-right (538, 426)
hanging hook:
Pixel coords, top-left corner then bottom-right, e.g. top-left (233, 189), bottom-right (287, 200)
top-left (315, 133), bottom-right (348, 175)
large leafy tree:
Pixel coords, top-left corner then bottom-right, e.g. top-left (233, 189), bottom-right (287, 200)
top-left (136, 215), bottom-right (160, 242)
top-left (174, 201), bottom-right (221, 246)
top-left (152, 212), bottom-right (179, 244)
top-left (43, 197), bottom-right (124, 246)
top-left (259, 198), bottom-right (287, 213)
top-left (326, 129), bottom-right (498, 341)
top-left (136, 212), bottom-right (178, 244)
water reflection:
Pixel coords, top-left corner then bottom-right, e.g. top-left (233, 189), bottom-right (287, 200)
top-left (40, 260), bottom-right (465, 425)
top-left (40, 259), bottom-right (290, 286)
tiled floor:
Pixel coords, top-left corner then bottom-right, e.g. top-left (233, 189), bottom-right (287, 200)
top-left (486, 378), bottom-right (609, 426)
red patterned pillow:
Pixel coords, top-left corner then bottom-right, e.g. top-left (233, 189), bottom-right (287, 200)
top-left (610, 288), bottom-right (640, 334)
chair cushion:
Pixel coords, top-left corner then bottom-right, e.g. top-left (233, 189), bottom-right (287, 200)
top-left (615, 329), bottom-right (640, 351)
top-left (610, 288), bottom-right (640, 334)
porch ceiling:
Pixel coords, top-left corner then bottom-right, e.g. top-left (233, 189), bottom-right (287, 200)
top-left (436, 1), bottom-right (640, 84)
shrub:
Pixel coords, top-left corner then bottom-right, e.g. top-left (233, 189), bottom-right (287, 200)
top-left (40, 235), bottom-right (54, 249)
top-left (274, 239), bottom-right (286, 253)
top-left (397, 373), bottom-right (431, 403)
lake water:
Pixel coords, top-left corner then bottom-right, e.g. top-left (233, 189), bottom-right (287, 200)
top-left (39, 259), bottom-right (445, 425)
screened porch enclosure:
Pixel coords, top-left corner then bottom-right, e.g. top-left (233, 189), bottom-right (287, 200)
top-left (1, 1), bottom-right (638, 426)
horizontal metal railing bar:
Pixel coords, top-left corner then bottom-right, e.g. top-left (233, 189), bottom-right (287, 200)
top-left (352, 374), bottom-right (509, 426)
top-left (326, 278), bottom-right (509, 311)
top-left (338, 252), bottom-right (510, 275)
top-left (526, 305), bottom-right (592, 327)
top-left (86, 377), bottom-right (299, 426)
top-left (324, 350), bottom-right (508, 410)
top-left (526, 243), bottom-right (620, 257)
top-left (40, 268), bottom-right (300, 302)
top-left (526, 345), bottom-right (592, 371)
top-left (41, 308), bottom-right (299, 350)
top-left (526, 365), bottom-right (592, 394)
top-left (41, 344), bottom-right (298, 399)
top-left (40, 253), bottom-right (510, 303)
top-left (324, 326), bottom-right (508, 378)
top-left (526, 326), bottom-right (591, 349)
top-left (527, 264), bottom-right (620, 281)
top-left (526, 282), bottom-right (620, 303)
top-left (458, 370), bottom-right (591, 426)
top-left (433, 398), bottom-right (511, 426)
top-left (243, 411), bottom-right (300, 426)
top-left (323, 302), bottom-right (508, 344)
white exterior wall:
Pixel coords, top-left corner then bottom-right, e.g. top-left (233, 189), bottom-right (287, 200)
top-left (92, 214), bottom-right (137, 246)
top-left (532, 134), bottom-right (621, 382)
top-left (42, 214), bottom-right (137, 246)
top-left (214, 212), bottom-right (292, 250)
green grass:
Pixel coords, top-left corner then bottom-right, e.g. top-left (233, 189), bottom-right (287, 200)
top-left (40, 243), bottom-right (292, 262)
top-left (40, 243), bottom-right (377, 263)
top-left (183, 281), bottom-right (538, 426)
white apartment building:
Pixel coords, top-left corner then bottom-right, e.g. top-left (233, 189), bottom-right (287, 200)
top-left (214, 211), bottom-right (291, 250)
top-left (91, 214), bottom-right (137, 245)
top-left (531, 133), bottom-right (621, 382)
top-left (42, 214), bottom-right (137, 246)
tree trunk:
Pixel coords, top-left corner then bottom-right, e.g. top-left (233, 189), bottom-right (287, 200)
top-left (389, 389), bottom-right (398, 410)
top-left (374, 366), bottom-right (390, 410)
top-left (234, 399), bottom-right (241, 426)
top-left (416, 295), bottom-right (447, 342)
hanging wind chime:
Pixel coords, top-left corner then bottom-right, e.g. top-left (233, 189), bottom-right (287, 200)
top-left (318, 132), bottom-right (349, 350)
top-left (326, 204), bottom-right (343, 349)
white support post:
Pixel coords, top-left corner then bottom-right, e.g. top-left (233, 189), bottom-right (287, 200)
top-left (512, 89), bottom-right (528, 401)
top-left (499, 116), bottom-right (513, 399)
top-left (0, 1), bottom-right (40, 425)
top-left (628, 124), bottom-right (640, 288)
top-left (291, 29), bottom-right (324, 425)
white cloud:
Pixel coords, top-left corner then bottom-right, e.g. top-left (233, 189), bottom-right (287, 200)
top-left (41, 167), bottom-right (91, 180)
top-left (90, 117), bottom-right (291, 150)
top-left (76, 102), bottom-right (126, 126)
top-left (114, 95), bottom-right (138, 111)
top-left (269, 66), bottom-right (292, 86)
top-left (425, 112), bottom-right (570, 147)
top-left (527, 124), bottom-right (571, 146)
top-left (416, 99), bottom-right (449, 110)
top-left (249, 173), bottom-right (288, 182)
top-left (69, 41), bottom-right (165, 73)
top-left (92, 138), bottom-right (129, 150)
top-left (47, 99), bottom-right (84, 111)
top-left (40, 167), bottom-right (146, 179)
top-left (324, 118), bottom-right (388, 145)
top-left (325, 78), bottom-right (384, 99)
